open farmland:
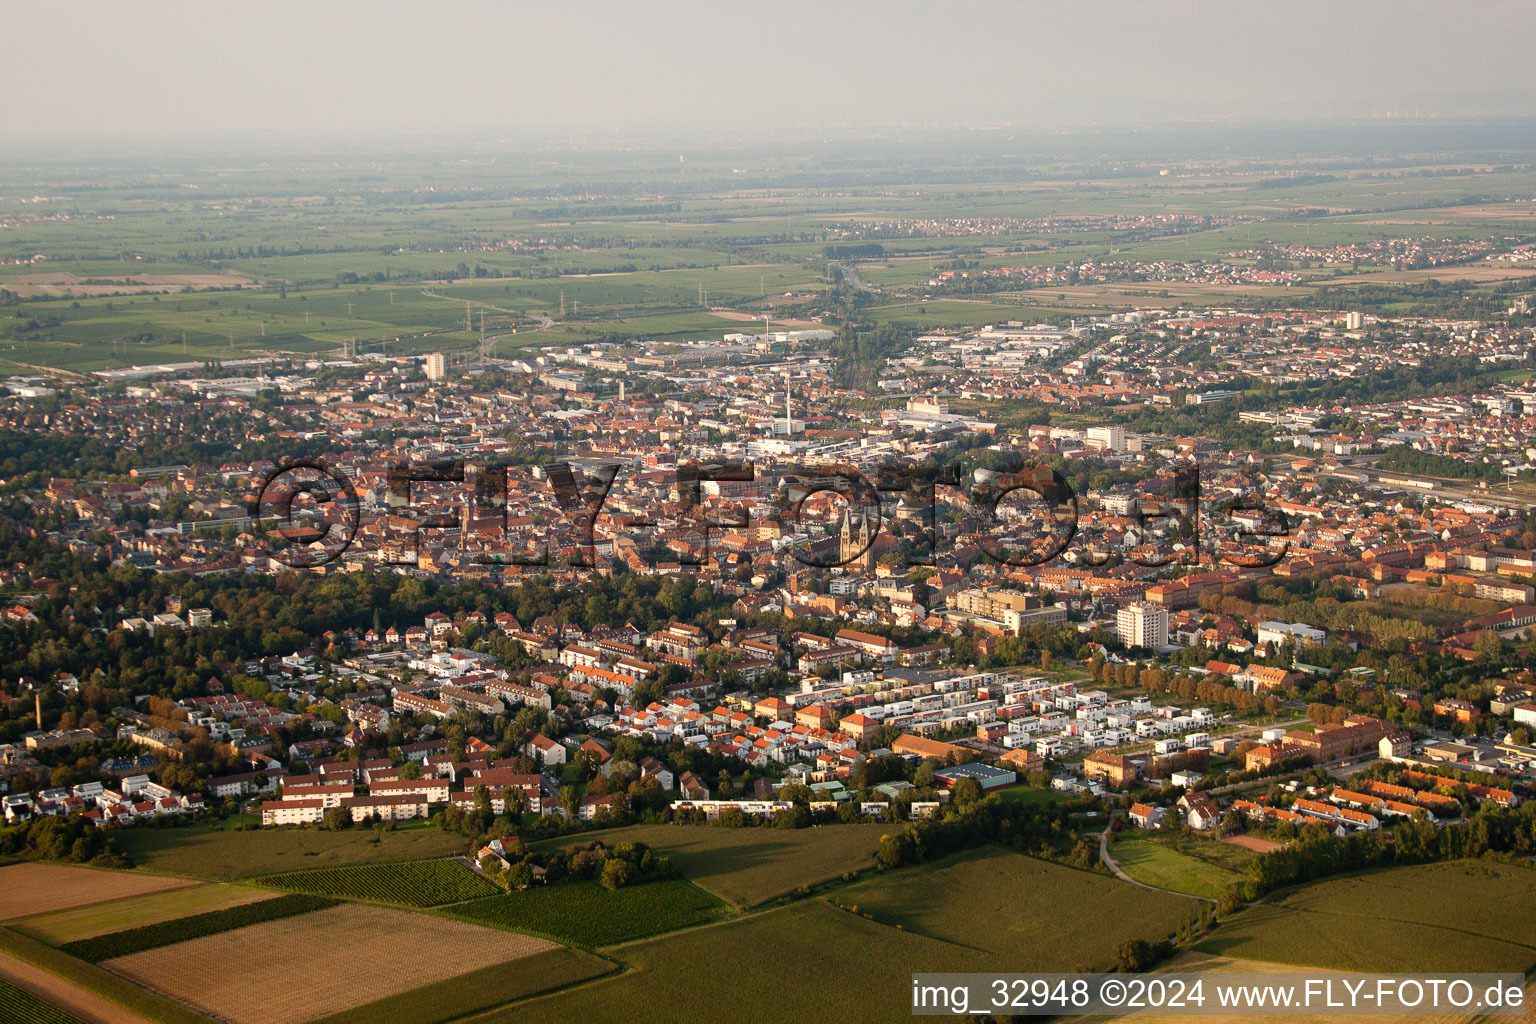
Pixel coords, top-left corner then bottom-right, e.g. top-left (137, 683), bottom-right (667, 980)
top-left (446, 879), bottom-right (727, 948)
top-left (834, 847), bottom-right (1199, 967)
top-left (102, 903), bottom-right (559, 1024)
top-left (253, 858), bottom-right (498, 907)
top-left (0, 977), bottom-right (86, 1024)
top-left (0, 864), bottom-right (199, 921)
top-left (0, 936), bottom-right (195, 1024)
top-left (113, 823), bottom-right (463, 879)
top-left (466, 899), bottom-right (1002, 1024)
top-left (1197, 861), bottom-right (1536, 972)
top-left (305, 948), bottom-right (613, 1024)
top-left (12, 884), bottom-right (279, 945)
top-left (1069, 951), bottom-right (1496, 1024)
top-left (532, 823), bottom-right (886, 908)
top-left (61, 894), bottom-right (336, 962)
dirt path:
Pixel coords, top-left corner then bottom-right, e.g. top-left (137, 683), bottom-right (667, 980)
top-left (1221, 833), bottom-right (1284, 854)
top-left (1098, 813), bottom-right (1216, 903)
top-left (0, 952), bottom-right (158, 1024)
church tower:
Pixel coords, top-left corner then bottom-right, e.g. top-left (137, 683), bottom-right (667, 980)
top-left (838, 508), bottom-right (876, 573)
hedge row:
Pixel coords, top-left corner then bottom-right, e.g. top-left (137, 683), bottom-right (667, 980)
top-left (61, 893), bottom-right (337, 962)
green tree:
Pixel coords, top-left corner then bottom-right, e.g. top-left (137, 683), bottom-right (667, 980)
top-left (600, 858), bottom-right (635, 891)
top-left (951, 777), bottom-right (983, 806)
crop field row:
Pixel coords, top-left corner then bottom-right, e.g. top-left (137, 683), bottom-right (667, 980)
top-left (0, 863), bottom-right (200, 922)
top-left (0, 979), bottom-right (85, 1024)
top-left (101, 903), bottom-right (558, 1024)
top-left (0, 927), bottom-right (213, 1024)
top-left (61, 893), bottom-right (336, 962)
top-left (254, 858), bottom-right (500, 906)
top-left (446, 879), bottom-right (727, 949)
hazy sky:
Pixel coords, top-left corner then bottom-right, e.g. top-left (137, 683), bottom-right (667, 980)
top-left (4, 0), bottom-right (1535, 140)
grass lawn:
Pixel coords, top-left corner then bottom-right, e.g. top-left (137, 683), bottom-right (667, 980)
top-left (114, 824), bottom-right (463, 880)
top-left (1155, 830), bottom-right (1260, 875)
top-left (1110, 833), bottom-right (1244, 899)
top-left (836, 846), bottom-right (1200, 967)
top-left (445, 879), bottom-right (727, 948)
top-left (1197, 860), bottom-right (1536, 972)
top-left (532, 823), bottom-right (887, 908)
top-left (996, 786), bottom-right (1073, 806)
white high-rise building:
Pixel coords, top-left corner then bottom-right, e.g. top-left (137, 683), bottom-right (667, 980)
top-left (1086, 425), bottom-right (1127, 453)
top-left (1345, 311), bottom-right (1364, 331)
top-left (425, 352), bottom-right (446, 380)
top-left (1117, 602), bottom-right (1169, 650)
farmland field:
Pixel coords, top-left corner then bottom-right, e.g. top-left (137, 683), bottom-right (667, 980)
top-left (0, 931), bottom-right (210, 1024)
top-left (253, 858), bottom-right (498, 907)
top-left (532, 823), bottom-right (887, 907)
top-left (102, 903), bottom-right (558, 1024)
top-left (305, 948), bottom-right (614, 1024)
top-left (467, 899), bottom-right (1002, 1024)
top-left (113, 823), bottom-right (463, 879)
top-left (61, 894), bottom-right (336, 962)
top-left (446, 879), bottom-right (727, 948)
top-left (1075, 951), bottom-right (1493, 1024)
top-left (1197, 860), bottom-right (1536, 972)
top-left (0, 978), bottom-right (85, 1024)
top-left (1110, 833), bottom-right (1245, 899)
top-left (0, 864), bottom-right (199, 921)
top-left (834, 847), bottom-right (1199, 967)
top-left (12, 883), bottom-right (279, 945)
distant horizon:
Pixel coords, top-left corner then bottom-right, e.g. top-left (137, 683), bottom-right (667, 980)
top-left (3, 0), bottom-right (1535, 144)
top-left (7, 113), bottom-right (1536, 165)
